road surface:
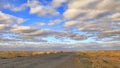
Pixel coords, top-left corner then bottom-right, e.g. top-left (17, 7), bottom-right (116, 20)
top-left (0, 53), bottom-right (79, 68)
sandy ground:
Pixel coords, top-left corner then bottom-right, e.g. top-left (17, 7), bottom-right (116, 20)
top-left (0, 53), bottom-right (79, 68)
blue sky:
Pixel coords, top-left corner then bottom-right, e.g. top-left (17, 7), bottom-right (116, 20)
top-left (0, 0), bottom-right (120, 50)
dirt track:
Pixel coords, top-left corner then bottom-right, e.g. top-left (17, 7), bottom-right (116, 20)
top-left (0, 53), bottom-right (79, 68)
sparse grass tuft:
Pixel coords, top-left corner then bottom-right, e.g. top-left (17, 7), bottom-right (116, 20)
top-left (0, 51), bottom-right (63, 59)
top-left (75, 50), bottom-right (120, 68)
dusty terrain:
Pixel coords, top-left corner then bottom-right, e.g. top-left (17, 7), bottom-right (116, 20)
top-left (75, 50), bottom-right (120, 68)
top-left (0, 50), bottom-right (120, 68)
top-left (0, 52), bottom-right (79, 68)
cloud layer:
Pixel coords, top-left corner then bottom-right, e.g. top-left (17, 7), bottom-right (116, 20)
top-left (0, 0), bottom-right (120, 50)
top-left (63, 0), bottom-right (120, 40)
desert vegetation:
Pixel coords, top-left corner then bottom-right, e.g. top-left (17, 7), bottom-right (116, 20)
top-left (0, 51), bottom-right (61, 59)
top-left (75, 50), bottom-right (120, 68)
top-left (1, 50), bottom-right (120, 68)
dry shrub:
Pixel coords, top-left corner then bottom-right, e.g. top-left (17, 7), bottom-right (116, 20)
top-left (76, 50), bottom-right (120, 68)
top-left (0, 51), bottom-right (16, 59)
top-left (0, 51), bottom-right (32, 59)
top-left (32, 52), bottom-right (45, 56)
top-left (16, 51), bottom-right (32, 57)
top-left (0, 51), bottom-right (62, 59)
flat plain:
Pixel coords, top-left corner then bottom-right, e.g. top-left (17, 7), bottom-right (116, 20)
top-left (0, 50), bottom-right (120, 68)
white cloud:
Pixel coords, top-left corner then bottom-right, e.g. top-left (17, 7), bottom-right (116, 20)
top-left (10, 24), bottom-right (87, 40)
top-left (0, 11), bottom-right (25, 24)
top-left (98, 29), bottom-right (120, 38)
top-left (63, 0), bottom-right (120, 40)
top-left (1, 42), bottom-right (120, 50)
top-left (63, 9), bottom-right (84, 20)
top-left (107, 13), bottom-right (120, 21)
top-left (10, 25), bottom-right (37, 34)
top-left (63, 0), bottom-right (120, 21)
top-left (3, 3), bottom-right (27, 12)
top-left (0, 24), bottom-right (7, 30)
top-left (11, 4), bottom-right (27, 12)
top-left (1, 0), bottom-right (120, 50)
top-left (0, 0), bottom-right (28, 12)
top-left (1, 0), bottom-right (62, 16)
top-left (48, 19), bottom-right (61, 26)
top-left (51, 0), bottom-right (68, 8)
top-left (96, 0), bottom-right (120, 11)
top-left (0, 11), bottom-right (25, 29)
top-left (37, 22), bottom-right (46, 26)
top-left (64, 20), bottom-right (78, 28)
top-left (28, 0), bottom-right (59, 16)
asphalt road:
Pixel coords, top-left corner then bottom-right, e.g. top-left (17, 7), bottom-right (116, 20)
top-left (0, 53), bottom-right (79, 68)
